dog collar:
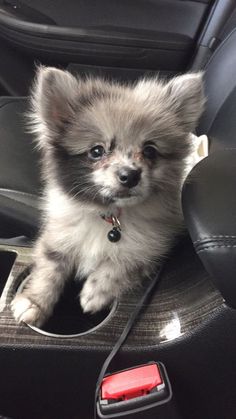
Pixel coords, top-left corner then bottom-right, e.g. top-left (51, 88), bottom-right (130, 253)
top-left (100, 208), bottom-right (122, 243)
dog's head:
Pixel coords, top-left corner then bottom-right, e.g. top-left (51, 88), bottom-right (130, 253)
top-left (31, 67), bottom-right (205, 208)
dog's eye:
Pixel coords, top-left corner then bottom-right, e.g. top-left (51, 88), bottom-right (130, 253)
top-left (142, 145), bottom-right (158, 160)
top-left (89, 145), bottom-right (105, 160)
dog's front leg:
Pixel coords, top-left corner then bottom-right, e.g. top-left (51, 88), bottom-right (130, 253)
top-left (11, 243), bottom-right (72, 327)
top-left (80, 262), bottom-right (131, 313)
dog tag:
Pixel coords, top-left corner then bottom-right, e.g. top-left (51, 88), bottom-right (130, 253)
top-left (108, 227), bottom-right (121, 242)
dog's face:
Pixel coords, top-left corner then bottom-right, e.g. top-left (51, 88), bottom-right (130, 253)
top-left (32, 68), bottom-right (204, 208)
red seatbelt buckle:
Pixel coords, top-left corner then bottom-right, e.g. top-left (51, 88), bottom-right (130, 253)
top-left (97, 362), bottom-right (172, 418)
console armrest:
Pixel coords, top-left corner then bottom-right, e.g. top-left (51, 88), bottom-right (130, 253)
top-left (0, 190), bottom-right (41, 238)
top-left (182, 149), bottom-right (236, 308)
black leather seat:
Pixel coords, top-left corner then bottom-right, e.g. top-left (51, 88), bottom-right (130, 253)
top-left (0, 97), bottom-right (41, 237)
top-left (198, 28), bottom-right (236, 150)
top-left (1, 29), bottom-right (236, 419)
top-left (182, 29), bottom-right (236, 309)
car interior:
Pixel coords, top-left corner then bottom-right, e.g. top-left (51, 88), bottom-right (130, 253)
top-left (0, 0), bottom-right (236, 418)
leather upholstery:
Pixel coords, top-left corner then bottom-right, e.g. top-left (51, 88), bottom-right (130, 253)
top-left (205, 87), bottom-right (236, 152)
top-left (182, 29), bottom-right (236, 307)
top-left (198, 28), bottom-right (236, 141)
top-left (182, 150), bottom-right (236, 307)
top-left (0, 97), bottom-right (42, 236)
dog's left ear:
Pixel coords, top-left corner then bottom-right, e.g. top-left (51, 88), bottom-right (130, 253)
top-left (166, 72), bottom-right (205, 132)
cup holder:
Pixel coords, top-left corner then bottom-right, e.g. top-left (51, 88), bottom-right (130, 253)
top-left (0, 250), bottom-right (17, 296)
top-left (17, 272), bottom-right (117, 338)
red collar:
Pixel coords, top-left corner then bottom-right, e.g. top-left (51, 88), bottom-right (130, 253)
top-left (101, 208), bottom-right (122, 224)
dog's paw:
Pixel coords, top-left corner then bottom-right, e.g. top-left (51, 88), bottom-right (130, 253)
top-left (11, 294), bottom-right (46, 327)
top-left (80, 279), bottom-right (113, 314)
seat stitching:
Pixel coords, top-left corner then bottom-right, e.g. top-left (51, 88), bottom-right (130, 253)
top-left (194, 235), bottom-right (236, 244)
top-left (197, 244), bottom-right (236, 253)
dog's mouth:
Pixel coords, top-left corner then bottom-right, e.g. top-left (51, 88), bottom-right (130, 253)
top-left (98, 184), bottom-right (149, 207)
top-left (109, 189), bottom-right (146, 207)
top-left (113, 190), bottom-right (134, 199)
top-left (100, 189), bottom-right (140, 205)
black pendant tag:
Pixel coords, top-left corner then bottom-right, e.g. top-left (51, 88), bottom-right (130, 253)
top-left (108, 227), bottom-right (121, 242)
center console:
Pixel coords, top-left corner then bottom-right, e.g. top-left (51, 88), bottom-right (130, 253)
top-left (0, 237), bottom-right (223, 419)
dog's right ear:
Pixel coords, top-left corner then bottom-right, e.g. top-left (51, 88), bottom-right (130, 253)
top-left (31, 66), bottom-right (79, 138)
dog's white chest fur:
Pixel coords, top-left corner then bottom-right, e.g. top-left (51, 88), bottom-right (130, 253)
top-left (45, 186), bottom-right (178, 279)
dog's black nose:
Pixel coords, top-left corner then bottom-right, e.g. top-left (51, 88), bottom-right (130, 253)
top-left (117, 167), bottom-right (141, 188)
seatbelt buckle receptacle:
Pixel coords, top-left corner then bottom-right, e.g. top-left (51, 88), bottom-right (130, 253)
top-left (97, 362), bottom-right (172, 418)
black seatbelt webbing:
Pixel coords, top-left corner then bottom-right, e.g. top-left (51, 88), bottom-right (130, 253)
top-left (94, 262), bottom-right (182, 418)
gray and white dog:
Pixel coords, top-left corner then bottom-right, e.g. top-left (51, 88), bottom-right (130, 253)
top-left (11, 67), bottom-right (204, 327)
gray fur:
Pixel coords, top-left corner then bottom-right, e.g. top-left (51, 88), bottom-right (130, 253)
top-left (11, 67), bottom-right (205, 327)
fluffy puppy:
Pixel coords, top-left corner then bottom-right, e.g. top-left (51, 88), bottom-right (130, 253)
top-left (11, 67), bottom-right (205, 327)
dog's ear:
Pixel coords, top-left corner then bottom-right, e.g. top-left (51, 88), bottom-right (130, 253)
top-left (166, 72), bottom-right (205, 133)
top-left (31, 66), bottom-right (78, 135)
